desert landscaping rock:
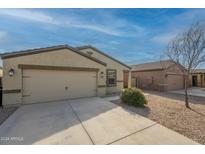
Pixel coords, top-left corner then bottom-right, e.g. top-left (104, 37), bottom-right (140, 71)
top-left (112, 91), bottom-right (205, 144)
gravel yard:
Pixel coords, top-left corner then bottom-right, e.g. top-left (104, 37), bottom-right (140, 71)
top-left (112, 91), bottom-right (205, 144)
top-left (0, 107), bottom-right (18, 125)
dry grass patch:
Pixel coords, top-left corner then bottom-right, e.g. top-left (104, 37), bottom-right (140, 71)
top-left (112, 91), bottom-right (205, 144)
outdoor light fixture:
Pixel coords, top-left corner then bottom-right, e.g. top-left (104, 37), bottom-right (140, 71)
top-left (8, 68), bottom-right (15, 77)
top-left (100, 71), bottom-right (104, 78)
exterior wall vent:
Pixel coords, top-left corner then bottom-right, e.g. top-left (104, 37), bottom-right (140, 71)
top-left (87, 51), bottom-right (93, 56)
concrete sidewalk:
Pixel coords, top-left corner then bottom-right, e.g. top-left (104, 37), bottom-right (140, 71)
top-left (0, 97), bottom-right (198, 145)
top-left (170, 87), bottom-right (205, 98)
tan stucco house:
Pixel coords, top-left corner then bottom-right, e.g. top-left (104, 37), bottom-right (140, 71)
top-left (0, 44), bottom-right (131, 106)
top-left (130, 60), bottom-right (185, 91)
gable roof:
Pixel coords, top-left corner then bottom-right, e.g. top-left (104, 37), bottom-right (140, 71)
top-left (0, 44), bottom-right (107, 66)
top-left (131, 60), bottom-right (176, 71)
top-left (76, 45), bottom-right (131, 69)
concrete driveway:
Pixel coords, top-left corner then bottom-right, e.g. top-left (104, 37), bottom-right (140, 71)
top-left (0, 97), bottom-right (198, 145)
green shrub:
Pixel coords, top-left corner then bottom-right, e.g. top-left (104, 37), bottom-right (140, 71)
top-left (121, 88), bottom-right (147, 107)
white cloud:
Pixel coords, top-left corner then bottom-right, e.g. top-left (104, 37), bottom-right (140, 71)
top-left (63, 12), bottom-right (145, 37)
top-left (175, 9), bottom-right (205, 22)
top-left (0, 31), bottom-right (9, 45)
top-left (0, 9), bottom-right (121, 36)
top-left (0, 9), bottom-right (120, 35)
top-left (0, 31), bottom-right (15, 45)
top-left (70, 24), bottom-right (122, 36)
top-left (151, 9), bottom-right (205, 45)
top-left (0, 9), bottom-right (59, 25)
top-left (0, 9), bottom-right (144, 37)
top-left (151, 32), bottom-right (178, 45)
top-left (152, 9), bottom-right (205, 46)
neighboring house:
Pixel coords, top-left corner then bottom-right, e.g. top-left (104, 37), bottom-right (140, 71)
top-left (0, 44), bottom-right (131, 106)
top-left (191, 69), bottom-right (205, 87)
top-left (130, 60), bottom-right (185, 92)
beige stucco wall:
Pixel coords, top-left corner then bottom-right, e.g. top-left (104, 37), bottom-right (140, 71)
top-left (131, 70), bottom-right (166, 91)
top-left (79, 48), bottom-right (130, 94)
top-left (131, 65), bottom-right (185, 91)
top-left (2, 48), bottom-right (106, 106)
top-left (0, 69), bottom-right (2, 77)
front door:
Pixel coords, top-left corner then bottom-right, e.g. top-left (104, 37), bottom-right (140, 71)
top-left (192, 75), bottom-right (197, 87)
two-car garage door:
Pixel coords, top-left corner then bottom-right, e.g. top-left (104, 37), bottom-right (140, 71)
top-left (22, 69), bottom-right (97, 104)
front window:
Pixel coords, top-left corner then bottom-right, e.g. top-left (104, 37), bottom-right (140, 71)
top-left (107, 69), bottom-right (117, 87)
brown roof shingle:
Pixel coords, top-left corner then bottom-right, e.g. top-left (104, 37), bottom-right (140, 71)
top-left (131, 60), bottom-right (175, 71)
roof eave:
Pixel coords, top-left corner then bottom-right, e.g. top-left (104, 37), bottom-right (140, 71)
top-left (0, 45), bottom-right (107, 66)
top-left (0, 45), bottom-right (68, 59)
top-left (131, 68), bottom-right (165, 72)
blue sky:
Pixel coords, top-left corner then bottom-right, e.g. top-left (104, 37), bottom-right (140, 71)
top-left (0, 8), bottom-right (205, 67)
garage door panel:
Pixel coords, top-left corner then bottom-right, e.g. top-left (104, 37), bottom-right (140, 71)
top-left (22, 69), bottom-right (97, 104)
top-left (167, 75), bottom-right (184, 91)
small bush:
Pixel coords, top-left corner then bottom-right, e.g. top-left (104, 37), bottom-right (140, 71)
top-left (121, 88), bottom-right (147, 107)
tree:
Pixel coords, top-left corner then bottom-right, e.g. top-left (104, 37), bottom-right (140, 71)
top-left (166, 22), bottom-right (205, 108)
